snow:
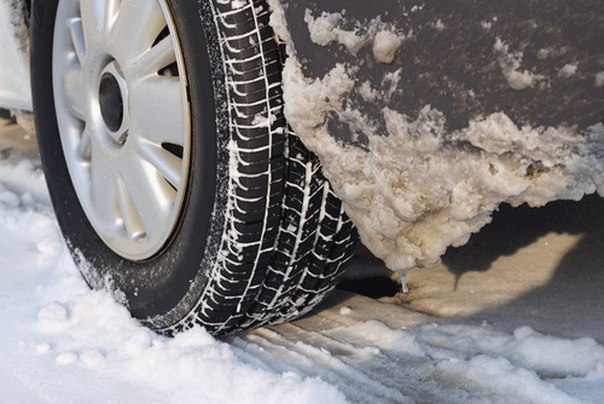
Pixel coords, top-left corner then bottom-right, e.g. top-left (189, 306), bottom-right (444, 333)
top-left (595, 71), bottom-right (604, 88)
top-left (493, 37), bottom-right (545, 90)
top-left (2, 117), bottom-right (604, 402)
top-left (0, 2), bottom-right (32, 111)
top-left (372, 31), bottom-right (404, 64)
top-left (303, 9), bottom-right (408, 64)
top-left (268, 3), bottom-right (604, 276)
top-left (558, 63), bottom-right (579, 79)
top-left (231, 0), bottom-right (246, 9)
top-left (304, 10), bottom-right (367, 55)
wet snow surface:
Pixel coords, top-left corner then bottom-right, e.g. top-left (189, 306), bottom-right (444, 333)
top-left (2, 119), bottom-right (604, 402)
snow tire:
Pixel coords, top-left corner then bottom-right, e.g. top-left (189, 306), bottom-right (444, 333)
top-left (31, 0), bottom-right (357, 335)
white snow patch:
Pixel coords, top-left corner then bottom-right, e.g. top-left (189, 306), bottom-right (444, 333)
top-left (231, 0), bottom-right (246, 9)
top-left (339, 306), bottom-right (352, 316)
top-left (373, 30), bottom-right (404, 64)
top-left (595, 71), bottom-right (604, 88)
top-left (359, 81), bottom-right (380, 103)
top-left (252, 112), bottom-right (277, 128)
top-left (494, 37), bottom-right (545, 90)
top-left (433, 19), bottom-right (446, 31)
top-left (558, 63), bottom-right (578, 79)
top-left (303, 8), bottom-right (408, 64)
top-left (304, 10), bottom-right (368, 55)
top-left (436, 355), bottom-right (581, 404)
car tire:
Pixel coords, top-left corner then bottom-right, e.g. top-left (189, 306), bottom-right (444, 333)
top-left (31, 0), bottom-right (357, 335)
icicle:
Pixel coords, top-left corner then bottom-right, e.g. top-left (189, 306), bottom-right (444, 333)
top-left (400, 271), bottom-right (409, 294)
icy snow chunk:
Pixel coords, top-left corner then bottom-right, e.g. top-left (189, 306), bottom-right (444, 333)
top-left (231, 0), bottom-right (246, 9)
top-left (494, 37), bottom-right (544, 90)
top-left (437, 355), bottom-right (581, 404)
top-left (339, 306), bottom-right (352, 316)
top-left (55, 351), bottom-right (78, 365)
top-left (38, 302), bottom-right (69, 331)
top-left (123, 332), bottom-right (154, 358)
top-left (304, 10), bottom-right (368, 55)
top-left (512, 326), bottom-right (604, 377)
top-left (373, 30), bottom-right (404, 64)
top-left (558, 63), bottom-right (578, 78)
top-left (0, 190), bottom-right (19, 209)
top-left (432, 19), bottom-right (446, 31)
top-left (303, 8), bottom-right (408, 62)
top-left (80, 348), bottom-right (105, 366)
top-left (596, 71), bottom-right (604, 88)
top-left (358, 81), bottom-right (379, 103)
top-left (586, 362), bottom-right (604, 380)
top-left (35, 343), bottom-right (51, 354)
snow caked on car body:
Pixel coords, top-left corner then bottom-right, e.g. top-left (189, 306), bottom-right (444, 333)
top-left (0, 0), bottom-right (602, 334)
top-left (269, 0), bottom-right (604, 276)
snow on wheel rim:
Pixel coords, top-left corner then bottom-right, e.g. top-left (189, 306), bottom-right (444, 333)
top-left (52, 0), bottom-right (191, 261)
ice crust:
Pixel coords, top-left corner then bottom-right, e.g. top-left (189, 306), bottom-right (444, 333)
top-left (269, 3), bottom-right (604, 272)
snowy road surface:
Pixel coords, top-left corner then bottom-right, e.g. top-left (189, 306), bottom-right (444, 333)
top-left (1, 117), bottom-right (604, 403)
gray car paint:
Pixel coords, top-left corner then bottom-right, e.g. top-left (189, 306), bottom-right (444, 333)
top-left (281, 0), bottom-right (603, 145)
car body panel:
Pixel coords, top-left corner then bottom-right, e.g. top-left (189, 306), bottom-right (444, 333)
top-left (281, 0), bottom-right (604, 138)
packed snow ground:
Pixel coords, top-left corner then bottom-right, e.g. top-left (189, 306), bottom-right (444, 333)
top-left (1, 119), bottom-right (604, 403)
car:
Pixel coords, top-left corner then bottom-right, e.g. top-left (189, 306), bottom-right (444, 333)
top-left (0, 0), bottom-right (602, 335)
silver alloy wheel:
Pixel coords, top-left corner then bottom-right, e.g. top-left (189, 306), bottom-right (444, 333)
top-left (52, 0), bottom-right (191, 261)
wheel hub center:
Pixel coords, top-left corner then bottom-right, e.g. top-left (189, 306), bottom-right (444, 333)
top-left (98, 62), bottom-right (130, 145)
top-left (99, 73), bottom-right (124, 133)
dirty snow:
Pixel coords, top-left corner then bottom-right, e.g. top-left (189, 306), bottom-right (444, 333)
top-left (303, 9), bottom-right (408, 63)
top-left (493, 37), bottom-right (545, 90)
top-left (2, 118), bottom-right (604, 401)
top-left (268, 2), bottom-right (604, 275)
top-left (595, 71), bottom-right (604, 88)
top-left (372, 30), bottom-right (404, 64)
top-left (558, 63), bottom-right (579, 79)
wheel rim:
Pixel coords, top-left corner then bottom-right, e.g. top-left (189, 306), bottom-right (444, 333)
top-left (52, 0), bottom-right (191, 261)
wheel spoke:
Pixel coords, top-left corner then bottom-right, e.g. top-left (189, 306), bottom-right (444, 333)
top-left (62, 56), bottom-right (86, 120)
top-left (77, 126), bottom-right (92, 161)
top-left (117, 151), bottom-right (175, 240)
top-left (134, 36), bottom-right (177, 76)
top-left (109, 0), bottom-right (165, 60)
top-left (79, 0), bottom-right (119, 39)
top-left (130, 76), bottom-right (186, 147)
top-left (116, 176), bottom-right (146, 240)
top-left (137, 140), bottom-right (183, 190)
top-left (90, 140), bottom-right (119, 228)
top-left (68, 17), bottom-right (86, 62)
